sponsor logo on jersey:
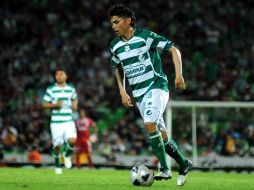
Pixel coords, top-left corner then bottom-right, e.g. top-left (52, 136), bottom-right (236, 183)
top-left (146, 110), bottom-right (152, 115)
top-left (125, 64), bottom-right (145, 78)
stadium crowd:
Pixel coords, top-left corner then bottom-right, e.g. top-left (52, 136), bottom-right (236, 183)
top-left (0, 0), bottom-right (254, 162)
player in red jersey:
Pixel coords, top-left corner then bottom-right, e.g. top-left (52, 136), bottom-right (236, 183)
top-left (75, 108), bottom-right (97, 168)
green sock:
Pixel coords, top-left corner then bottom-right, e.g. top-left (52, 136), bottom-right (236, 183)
top-left (51, 149), bottom-right (61, 168)
top-left (63, 142), bottom-right (75, 157)
top-left (164, 137), bottom-right (186, 167)
top-left (149, 130), bottom-right (169, 170)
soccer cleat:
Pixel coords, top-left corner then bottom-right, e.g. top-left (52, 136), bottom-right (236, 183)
top-left (55, 168), bottom-right (62, 174)
top-left (177, 175), bottom-right (186, 186)
top-left (177, 160), bottom-right (193, 186)
top-left (64, 156), bottom-right (72, 169)
top-left (154, 168), bottom-right (172, 181)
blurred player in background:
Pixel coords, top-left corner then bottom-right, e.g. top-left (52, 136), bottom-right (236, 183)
top-left (108, 4), bottom-right (192, 186)
top-left (75, 108), bottom-right (97, 168)
top-left (42, 68), bottom-right (78, 174)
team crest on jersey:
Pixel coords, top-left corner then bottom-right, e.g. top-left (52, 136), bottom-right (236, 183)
top-left (125, 45), bottom-right (130, 52)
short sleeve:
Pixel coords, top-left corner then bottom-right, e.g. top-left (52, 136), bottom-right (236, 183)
top-left (43, 88), bottom-right (52, 103)
top-left (71, 87), bottom-right (78, 100)
top-left (110, 49), bottom-right (121, 67)
top-left (149, 31), bottom-right (173, 51)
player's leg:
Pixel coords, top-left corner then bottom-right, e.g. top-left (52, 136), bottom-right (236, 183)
top-left (137, 89), bottom-right (170, 180)
top-left (52, 146), bottom-right (62, 174)
top-left (86, 141), bottom-right (94, 168)
top-left (157, 110), bottom-right (192, 185)
top-left (63, 121), bottom-right (77, 169)
top-left (158, 119), bottom-right (186, 167)
top-left (160, 129), bottom-right (192, 185)
top-left (75, 144), bottom-right (81, 168)
top-left (50, 123), bottom-right (64, 174)
top-left (64, 137), bottom-right (76, 157)
top-left (144, 122), bottom-right (170, 180)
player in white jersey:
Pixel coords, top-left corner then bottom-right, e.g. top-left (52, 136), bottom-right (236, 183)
top-left (108, 4), bottom-right (192, 186)
top-left (42, 68), bottom-right (78, 174)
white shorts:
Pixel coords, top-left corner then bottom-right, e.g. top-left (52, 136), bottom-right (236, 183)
top-left (50, 121), bottom-right (77, 147)
top-left (136, 89), bottom-right (169, 132)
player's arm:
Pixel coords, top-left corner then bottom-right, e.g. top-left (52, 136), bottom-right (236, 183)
top-left (91, 122), bottom-right (98, 134)
top-left (42, 88), bottom-right (62, 109)
top-left (169, 46), bottom-right (186, 90)
top-left (42, 102), bottom-right (62, 109)
top-left (71, 99), bottom-right (78, 110)
top-left (115, 66), bottom-right (133, 108)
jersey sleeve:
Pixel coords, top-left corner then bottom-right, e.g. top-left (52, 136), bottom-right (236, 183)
top-left (43, 88), bottom-right (52, 103)
top-left (71, 87), bottom-right (78, 100)
top-left (149, 31), bottom-right (174, 51)
top-left (110, 49), bottom-right (121, 67)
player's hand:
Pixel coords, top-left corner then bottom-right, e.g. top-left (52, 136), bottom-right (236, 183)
top-left (121, 93), bottom-right (133, 108)
top-left (55, 101), bottom-right (63, 108)
top-left (175, 74), bottom-right (186, 90)
top-left (72, 102), bottom-right (78, 110)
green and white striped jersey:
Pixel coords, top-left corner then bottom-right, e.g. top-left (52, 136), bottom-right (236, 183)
top-left (110, 28), bottom-right (173, 102)
top-left (43, 83), bottom-right (77, 123)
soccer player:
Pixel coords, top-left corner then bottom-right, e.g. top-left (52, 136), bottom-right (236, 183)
top-left (42, 68), bottom-right (78, 174)
top-left (108, 4), bottom-right (192, 186)
top-left (75, 108), bottom-right (97, 168)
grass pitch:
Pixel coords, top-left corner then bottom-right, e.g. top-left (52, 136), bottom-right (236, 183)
top-left (0, 168), bottom-right (253, 190)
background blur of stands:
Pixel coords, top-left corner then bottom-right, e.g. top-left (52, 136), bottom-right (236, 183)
top-left (0, 0), bottom-right (254, 170)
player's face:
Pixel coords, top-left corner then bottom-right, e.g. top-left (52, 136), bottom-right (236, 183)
top-left (55, 70), bottom-right (67, 84)
top-left (79, 110), bottom-right (85, 117)
top-left (110, 16), bottom-right (131, 37)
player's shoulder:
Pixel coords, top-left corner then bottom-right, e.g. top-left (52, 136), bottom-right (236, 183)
top-left (110, 36), bottom-right (121, 49)
top-left (66, 83), bottom-right (76, 89)
top-left (134, 28), bottom-right (154, 38)
top-left (47, 83), bottom-right (57, 90)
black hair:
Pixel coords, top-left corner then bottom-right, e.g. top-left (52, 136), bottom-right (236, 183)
top-left (108, 4), bottom-right (136, 27)
top-left (55, 67), bottom-right (67, 75)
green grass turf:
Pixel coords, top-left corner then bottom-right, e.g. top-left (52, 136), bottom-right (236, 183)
top-left (0, 168), bottom-right (253, 190)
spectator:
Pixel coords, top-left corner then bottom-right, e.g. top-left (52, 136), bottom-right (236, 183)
top-left (27, 146), bottom-right (42, 164)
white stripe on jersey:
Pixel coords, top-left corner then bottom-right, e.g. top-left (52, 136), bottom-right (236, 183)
top-left (51, 115), bottom-right (73, 121)
top-left (129, 36), bottom-right (146, 44)
top-left (112, 37), bottom-right (146, 52)
top-left (118, 46), bottom-right (148, 61)
top-left (128, 70), bottom-right (154, 85)
top-left (157, 41), bottom-right (167, 49)
top-left (48, 93), bottom-right (72, 99)
top-left (112, 55), bottom-right (120, 63)
top-left (112, 41), bottom-right (125, 52)
top-left (52, 109), bottom-right (73, 114)
top-left (146, 37), bottom-right (153, 49)
top-left (50, 121), bottom-right (75, 127)
top-left (43, 95), bottom-right (51, 102)
top-left (123, 58), bottom-right (151, 70)
top-left (132, 81), bottom-right (154, 97)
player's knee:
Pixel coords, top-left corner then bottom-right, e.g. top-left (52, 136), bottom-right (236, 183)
top-left (160, 131), bottom-right (168, 142)
top-left (144, 122), bottom-right (157, 133)
top-left (68, 138), bottom-right (77, 145)
top-left (54, 146), bottom-right (61, 153)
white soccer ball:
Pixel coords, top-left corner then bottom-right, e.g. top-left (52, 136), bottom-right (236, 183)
top-left (130, 165), bottom-right (154, 186)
